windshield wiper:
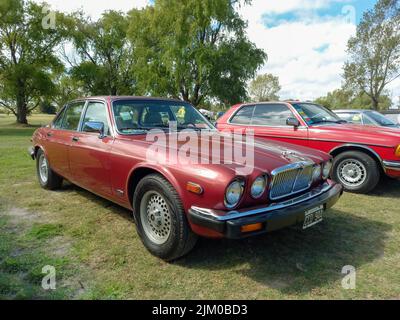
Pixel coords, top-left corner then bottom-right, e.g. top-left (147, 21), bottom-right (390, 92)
top-left (311, 120), bottom-right (341, 124)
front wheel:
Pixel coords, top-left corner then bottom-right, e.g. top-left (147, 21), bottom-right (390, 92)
top-left (133, 174), bottom-right (198, 261)
top-left (332, 151), bottom-right (380, 194)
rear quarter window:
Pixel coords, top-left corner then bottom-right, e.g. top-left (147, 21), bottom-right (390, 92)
top-left (230, 105), bottom-right (255, 125)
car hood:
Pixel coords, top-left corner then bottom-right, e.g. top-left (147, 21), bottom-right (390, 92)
top-left (134, 130), bottom-right (329, 175)
top-left (309, 123), bottom-right (400, 147)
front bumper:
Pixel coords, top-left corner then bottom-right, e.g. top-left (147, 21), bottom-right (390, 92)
top-left (28, 146), bottom-right (35, 160)
top-left (383, 160), bottom-right (400, 172)
top-left (188, 181), bottom-right (343, 239)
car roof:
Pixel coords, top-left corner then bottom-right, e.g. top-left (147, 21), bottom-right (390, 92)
top-left (70, 96), bottom-right (186, 104)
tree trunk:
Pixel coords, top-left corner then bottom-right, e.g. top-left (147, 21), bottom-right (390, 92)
top-left (16, 89), bottom-right (28, 124)
top-left (371, 97), bottom-right (379, 110)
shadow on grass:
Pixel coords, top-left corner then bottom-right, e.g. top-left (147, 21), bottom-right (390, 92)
top-left (57, 182), bottom-right (392, 295)
top-left (177, 209), bottom-right (391, 294)
top-left (58, 182), bottom-right (133, 222)
top-left (370, 176), bottom-right (400, 199)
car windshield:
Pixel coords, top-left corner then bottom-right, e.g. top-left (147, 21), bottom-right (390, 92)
top-left (291, 103), bottom-right (343, 125)
top-left (112, 100), bottom-right (215, 134)
top-left (364, 111), bottom-right (397, 127)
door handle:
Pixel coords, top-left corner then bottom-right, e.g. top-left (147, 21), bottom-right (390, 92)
top-left (72, 136), bottom-right (79, 142)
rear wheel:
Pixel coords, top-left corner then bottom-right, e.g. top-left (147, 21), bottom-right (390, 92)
top-left (332, 151), bottom-right (380, 194)
top-left (133, 174), bottom-right (198, 261)
top-left (36, 149), bottom-right (63, 190)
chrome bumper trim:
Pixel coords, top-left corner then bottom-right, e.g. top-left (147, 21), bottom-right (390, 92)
top-left (191, 181), bottom-right (335, 221)
top-left (383, 160), bottom-right (400, 171)
top-left (28, 147), bottom-right (35, 160)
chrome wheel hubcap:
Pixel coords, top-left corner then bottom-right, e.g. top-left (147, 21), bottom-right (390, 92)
top-left (338, 159), bottom-right (367, 187)
top-left (140, 191), bottom-right (171, 245)
top-left (39, 154), bottom-right (49, 183)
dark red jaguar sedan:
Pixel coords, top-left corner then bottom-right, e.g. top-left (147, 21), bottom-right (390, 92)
top-left (29, 96), bottom-right (342, 260)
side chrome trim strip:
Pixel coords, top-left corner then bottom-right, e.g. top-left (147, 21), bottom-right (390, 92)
top-left (383, 160), bottom-right (400, 171)
top-left (190, 181), bottom-right (334, 221)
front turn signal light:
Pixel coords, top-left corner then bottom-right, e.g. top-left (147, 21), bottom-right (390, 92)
top-left (241, 223), bottom-right (263, 233)
top-left (186, 182), bottom-right (203, 195)
top-left (395, 145), bottom-right (400, 158)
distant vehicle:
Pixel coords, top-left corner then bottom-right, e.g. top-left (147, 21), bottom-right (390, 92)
top-left (381, 110), bottom-right (400, 125)
top-left (217, 102), bottom-right (400, 194)
top-left (334, 109), bottom-right (400, 128)
top-left (216, 111), bottom-right (225, 119)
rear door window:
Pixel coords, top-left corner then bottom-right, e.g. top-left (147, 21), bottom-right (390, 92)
top-left (252, 104), bottom-right (294, 126)
top-left (61, 102), bottom-right (85, 131)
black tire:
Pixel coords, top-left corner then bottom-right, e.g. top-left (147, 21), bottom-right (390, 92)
top-left (332, 151), bottom-right (380, 194)
top-left (36, 149), bottom-right (63, 190)
top-left (132, 174), bottom-right (198, 261)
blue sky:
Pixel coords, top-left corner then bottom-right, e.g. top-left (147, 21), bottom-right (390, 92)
top-left (261, 0), bottom-right (376, 27)
top-left (36, 0), bottom-right (399, 103)
top-left (240, 0), bottom-right (398, 102)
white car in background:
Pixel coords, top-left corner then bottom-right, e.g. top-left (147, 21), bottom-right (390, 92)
top-left (334, 109), bottom-right (400, 128)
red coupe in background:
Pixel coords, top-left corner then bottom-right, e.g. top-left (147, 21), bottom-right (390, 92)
top-left (217, 102), bottom-right (400, 193)
top-left (29, 97), bottom-right (342, 260)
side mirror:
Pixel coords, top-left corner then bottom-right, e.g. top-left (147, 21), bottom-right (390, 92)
top-left (83, 121), bottom-right (105, 138)
top-left (286, 117), bottom-right (300, 127)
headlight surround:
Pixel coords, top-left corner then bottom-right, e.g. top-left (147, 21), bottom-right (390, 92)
top-left (312, 164), bottom-right (322, 182)
top-left (224, 179), bottom-right (244, 209)
top-left (250, 175), bottom-right (267, 199)
top-left (322, 160), bottom-right (333, 180)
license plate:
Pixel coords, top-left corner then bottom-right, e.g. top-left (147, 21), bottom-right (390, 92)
top-left (303, 205), bottom-right (324, 229)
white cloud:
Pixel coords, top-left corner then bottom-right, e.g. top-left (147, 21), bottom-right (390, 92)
top-left (35, 0), bottom-right (149, 18)
top-left (239, 0), bottom-right (358, 101)
top-left (248, 0), bottom-right (345, 15)
top-left (34, 0), bottom-right (399, 104)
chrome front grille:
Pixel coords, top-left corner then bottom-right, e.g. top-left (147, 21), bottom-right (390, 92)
top-left (270, 162), bottom-right (314, 200)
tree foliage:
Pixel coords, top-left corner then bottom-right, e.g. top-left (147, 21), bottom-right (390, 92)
top-left (248, 73), bottom-right (281, 102)
top-left (0, 0), bottom-right (70, 124)
top-left (68, 11), bottom-right (135, 96)
top-left (315, 88), bottom-right (393, 110)
top-left (343, 0), bottom-right (400, 110)
top-left (128, 0), bottom-right (266, 106)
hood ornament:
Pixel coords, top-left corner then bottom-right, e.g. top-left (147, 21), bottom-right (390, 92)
top-left (281, 150), bottom-right (307, 163)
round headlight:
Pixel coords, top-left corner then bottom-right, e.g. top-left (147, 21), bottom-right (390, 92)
top-left (322, 161), bottom-right (332, 179)
top-left (251, 175), bottom-right (267, 199)
top-left (225, 180), bottom-right (244, 208)
top-left (312, 165), bottom-right (322, 181)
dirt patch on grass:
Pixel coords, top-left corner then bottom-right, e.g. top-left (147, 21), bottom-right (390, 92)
top-left (4, 206), bottom-right (40, 224)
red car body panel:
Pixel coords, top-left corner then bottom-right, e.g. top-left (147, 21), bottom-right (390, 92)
top-left (217, 102), bottom-right (400, 179)
top-left (31, 97), bottom-right (342, 239)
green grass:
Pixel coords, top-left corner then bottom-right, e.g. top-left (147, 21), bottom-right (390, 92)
top-left (0, 113), bottom-right (400, 299)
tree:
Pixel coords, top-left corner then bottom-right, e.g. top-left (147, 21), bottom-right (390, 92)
top-left (249, 73), bottom-right (281, 102)
top-left (68, 11), bottom-right (135, 96)
top-left (128, 0), bottom-right (266, 106)
top-left (0, 0), bottom-right (69, 124)
top-left (343, 0), bottom-right (400, 110)
top-left (52, 73), bottom-right (84, 109)
top-left (315, 88), bottom-right (392, 110)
